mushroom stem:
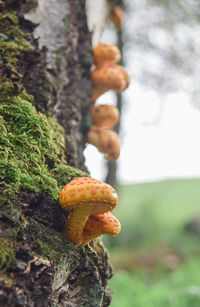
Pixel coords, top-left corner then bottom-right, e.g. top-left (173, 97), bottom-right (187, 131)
top-left (63, 205), bottom-right (93, 245)
top-left (81, 229), bottom-right (102, 246)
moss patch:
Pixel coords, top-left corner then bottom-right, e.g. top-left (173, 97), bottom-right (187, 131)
top-left (0, 11), bottom-right (34, 98)
top-left (27, 221), bottom-right (74, 266)
top-left (0, 239), bottom-right (16, 269)
top-left (0, 95), bottom-right (89, 201)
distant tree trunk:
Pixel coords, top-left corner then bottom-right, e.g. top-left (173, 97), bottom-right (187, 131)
top-left (0, 1), bottom-right (112, 306)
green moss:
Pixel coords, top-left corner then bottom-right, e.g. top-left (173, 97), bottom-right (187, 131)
top-left (0, 95), bottom-right (88, 201)
top-left (0, 239), bottom-right (16, 269)
top-left (28, 221), bottom-right (72, 265)
top-left (0, 11), bottom-right (34, 99)
top-left (53, 164), bottom-right (89, 191)
top-left (36, 238), bottom-right (64, 264)
top-left (0, 96), bottom-right (64, 198)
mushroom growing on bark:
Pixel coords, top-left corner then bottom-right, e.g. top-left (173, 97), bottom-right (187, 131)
top-left (87, 126), bottom-right (120, 162)
top-left (91, 104), bottom-right (119, 128)
top-left (59, 177), bottom-right (119, 245)
top-left (82, 212), bottom-right (121, 246)
top-left (93, 42), bottom-right (121, 67)
top-left (92, 64), bottom-right (130, 101)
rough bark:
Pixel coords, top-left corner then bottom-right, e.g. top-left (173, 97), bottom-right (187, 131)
top-left (0, 0), bottom-right (113, 306)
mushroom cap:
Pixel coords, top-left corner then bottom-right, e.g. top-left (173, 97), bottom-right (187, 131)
top-left (93, 43), bottom-right (121, 67)
top-left (110, 6), bottom-right (124, 30)
top-left (92, 64), bottom-right (130, 101)
top-left (91, 104), bottom-right (119, 128)
top-left (59, 177), bottom-right (118, 214)
top-left (84, 212), bottom-right (121, 236)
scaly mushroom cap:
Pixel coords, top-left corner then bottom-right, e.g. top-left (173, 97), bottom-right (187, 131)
top-left (85, 212), bottom-right (121, 236)
top-left (81, 212), bottom-right (121, 246)
top-left (59, 177), bottom-right (118, 212)
top-left (110, 6), bottom-right (124, 30)
top-left (59, 177), bottom-right (118, 245)
top-left (99, 129), bottom-right (120, 162)
top-left (93, 43), bottom-right (121, 67)
top-left (91, 104), bottom-right (119, 128)
top-left (92, 64), bottom-right (130, 101)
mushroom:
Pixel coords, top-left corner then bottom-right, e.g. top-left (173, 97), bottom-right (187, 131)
top-left (87, 127), bottom-right (120, 162)
top-left (93, 43), bottom-right (121, 67)
top-left (59, 177), bottom-right (118, 245)
top-left (98, 128), bottom-right (120, 162)
top-left (87, 125), bottom-right (103, 151)
top-left (110, 6), bottom-right (124, 30)
top-left (92, 64), bottom-right (130, 101)
top-left (81, 212), bottom-right (121, 246)
top-left (91, 104), bottom-right (119, 128)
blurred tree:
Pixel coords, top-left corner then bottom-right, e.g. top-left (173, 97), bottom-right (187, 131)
top-left (123, 0), bottom-right (200, 105)
top-left (105, 0), bottom-right (200, 186)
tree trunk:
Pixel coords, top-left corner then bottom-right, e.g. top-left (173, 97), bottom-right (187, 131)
top-left (0, 1), bottom-right (113, 306)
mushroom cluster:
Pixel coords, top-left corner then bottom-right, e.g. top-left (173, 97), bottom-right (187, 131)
top-left (87, 39), bottom-right (130, 162)
top-left (91, 43), bottom-right (129, 101)
top-left (59, 177), bottom-right (121, 246)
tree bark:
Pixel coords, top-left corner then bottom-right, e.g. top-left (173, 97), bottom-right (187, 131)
top-left (0, 1), bottom-right (113, 306)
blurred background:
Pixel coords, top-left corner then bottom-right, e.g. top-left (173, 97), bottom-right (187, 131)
top-left (84, 0), bottom-right (200, 306)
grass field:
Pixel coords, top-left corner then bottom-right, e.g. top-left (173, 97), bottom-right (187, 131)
top-left (104, 178), bottom-right (200, 307)
top-left (110, 258), bottom-right (200, 307)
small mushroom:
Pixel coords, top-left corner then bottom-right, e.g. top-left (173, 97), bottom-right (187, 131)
top-left (81, 212), bottom-right (121, 246)
top-left (87, 125), bottom-right (103, 151)
top-left (87, 127), bottom-right (120, 162)
top-left (110, 6), bottom-right (124, 30)
top-left (99, 128), bottom-right (120, 162)
top-left (93, 43), bottom-right (121, 67)
top-left (92, 64), bottom-right (130, 101)
top-left (59, 177), bottom-right (118, 245)
top-left (91, 104), bottom-right (119, 128)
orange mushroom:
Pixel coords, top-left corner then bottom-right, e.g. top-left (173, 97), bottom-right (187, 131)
top-left (59, 177), bottom-right (118, 245)
top-left (110, 6), bottom-right (124, 30)
top-left (93, 43), bottom-right (121, 67)
top-left (87, 127), bottom-right (120, 162)
top-left (92, 64), bottom-right (130, 101)
top-left (91, 104), bottom-right (119, 128)
top-left (81, 212), bottom-right (121, 246)
top-left (87, 125), bottom-right (103, 151)
top-left (98, 128), bottom-right (120, 162)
